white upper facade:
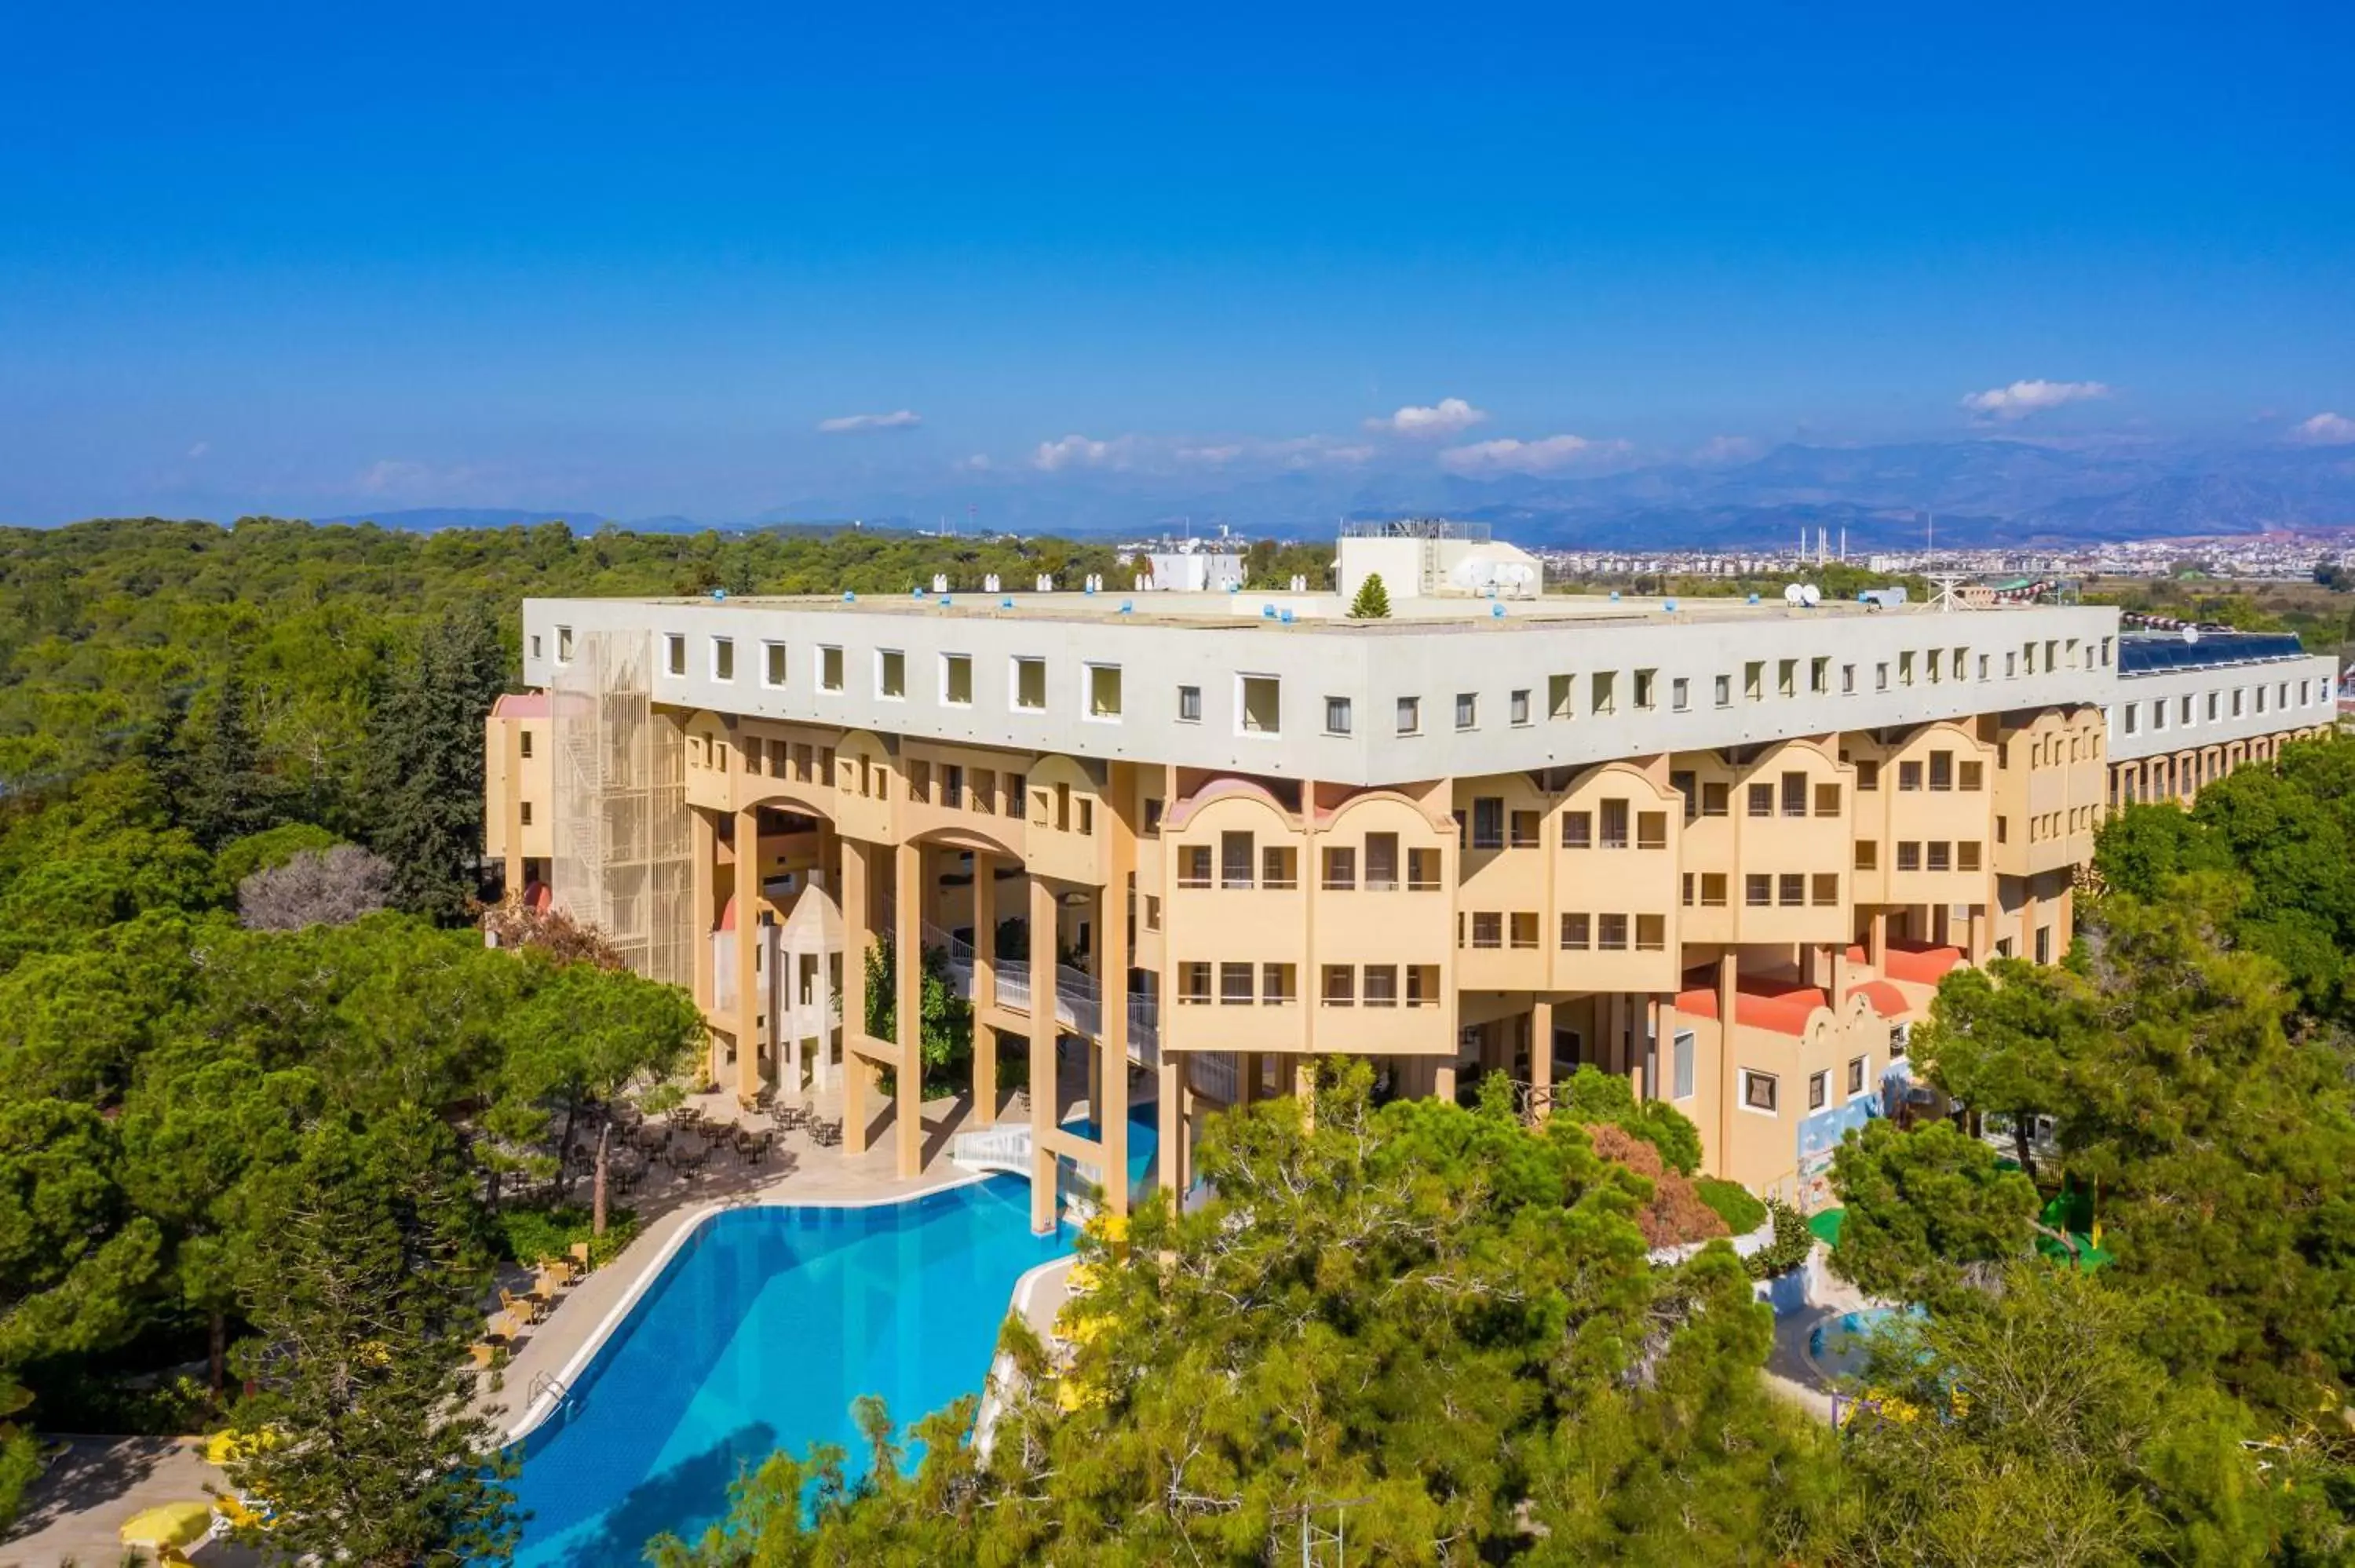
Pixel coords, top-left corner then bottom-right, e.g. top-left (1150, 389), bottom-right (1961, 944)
top-left (520, 593), bottom-right (2133, 786)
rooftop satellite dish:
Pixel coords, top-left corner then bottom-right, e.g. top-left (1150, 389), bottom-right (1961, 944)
top-left (2182, 625), bottom-right (2200, 644)
top-left (1801, 584), bottom-right (1822, 607)
top-left (1784, 582), bottom-right (1807, 605)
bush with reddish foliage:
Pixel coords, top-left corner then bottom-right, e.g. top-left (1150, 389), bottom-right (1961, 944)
top-left (1586, 1122), bottom-right (1732, 1249)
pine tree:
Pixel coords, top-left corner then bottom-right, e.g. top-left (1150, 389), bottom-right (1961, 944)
top-left (225, 1112), bottom-right (519, 1566)
top-left (371, 604), bottom-right (509, 922)
top-left (184, 669), bottom-right (283, 850)
top-left (1348, 571), bottom-right (1392, 619)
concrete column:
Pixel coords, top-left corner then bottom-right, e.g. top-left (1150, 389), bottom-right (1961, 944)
top-left (1642, 994), bottom-right (1663, 1102)
top-left (1868, 909), bottom-right (1888, 971)
top-left (733, 804), bottom-right (761, 1100)
top-left (812, 929), bottom-right (833, 1093)
top-left (1028, 872), bottom-right (1058, 1234)
top-left (894, 840), bottom-right (924, 1180)
top-left (1827, 943), bottom-right (1847, 1010)
top-left (691, 806), bottom-right (716, 1013)
top-left (971, 852), bottom-right (999, 1125)
top-left (842, 838), bottom-right (871, 1156)
top-left (1714, 951), bottom-right (1739, 1180)
top-left (1157, 1052), bottom-right (1188, 1196)
top-left (1529, 996), bottom-right (1554, 1122)
top-left (2022, 878), bottom-right (2041, 966)
top-left (1098, 874), bottom-right (1132, 1218)
top-left (1433, 1056), bottom-right (1457, 1106)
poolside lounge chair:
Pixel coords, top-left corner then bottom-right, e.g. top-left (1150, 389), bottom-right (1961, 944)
top-left (569, 1242), bottom-right (593, 1274)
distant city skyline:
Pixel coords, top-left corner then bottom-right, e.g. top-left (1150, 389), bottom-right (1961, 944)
top-left (2, 2), bottom-right (2350, 527)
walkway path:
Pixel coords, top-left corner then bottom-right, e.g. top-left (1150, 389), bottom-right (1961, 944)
top-left (1, 1436), bottom-right (261, 1568)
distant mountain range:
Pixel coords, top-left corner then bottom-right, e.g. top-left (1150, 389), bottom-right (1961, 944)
top-left (307, 436), bottom-right (2355, 548)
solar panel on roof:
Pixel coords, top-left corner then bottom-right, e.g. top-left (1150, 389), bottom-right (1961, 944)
top-left (2117, 632), bottom-right (2305, 675)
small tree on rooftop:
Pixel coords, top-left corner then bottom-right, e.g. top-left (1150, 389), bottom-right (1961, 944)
top-left (1348, 571), bottom-right (1392, 619)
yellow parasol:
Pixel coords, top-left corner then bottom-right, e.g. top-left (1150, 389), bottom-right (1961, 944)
top-left (119, 1499), bottom-right (214, 1550)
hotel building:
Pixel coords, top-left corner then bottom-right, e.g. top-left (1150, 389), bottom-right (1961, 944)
top-left (484, 555), bottom-right (2339, 1226)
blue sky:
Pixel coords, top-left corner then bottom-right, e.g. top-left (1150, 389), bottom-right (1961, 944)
top-left (2, 1), bottom-right (2350, 524)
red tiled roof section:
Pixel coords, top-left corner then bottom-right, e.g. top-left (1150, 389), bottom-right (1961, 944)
top-left (1851, 979), bottom-right (1910, 1019)
top-left (492, 691), bottom-right (552, 718)
top-left (1674, 972), bottom-right (1830, 1037)
top-left (1844, 941), bottom-right (1965, 986)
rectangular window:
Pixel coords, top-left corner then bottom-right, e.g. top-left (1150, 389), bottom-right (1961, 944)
top-left (1781, 771), bottom-right (1807, 818)
top-left (1634, 670), bottom-right (1656, 710)
top-left (1260, 846), bottom-right (1296, 889)
top-left (942, 654), bottom-right (973, 705)
top-left (1854, 840), bottom-right (1878, 871)
top-left (1928, 750), bottom-right (1953, 791)
top-left (1743, 1070), bottom-right (1778, 1114)
top-left (1086, 663), bottom-right (1123, 719)
top-left (1591, 671), bottom-right (1616, 715)
top-left (1745, 873), bottom-right (1771, 907)
top-left (1600, 799), bottom-right (1630, 849)
top-left (1362, 965), bottom-right (1400, 1006)
top-left (820, 646), bottom-right (844, 692)
top-left (1813, 782), bottom-right (1841, 817)
top-left (1702, 782), bottom-right (1729, 818)
top-left (1714, 673), bottom-right (1732, 706)
top-left (1747, 782), bottom-right (1773, 818)
top-left (1671, 769), bottom-right (1697, 822)
top-left (1220, 832), bottom-right (1254, 890)
top-left (1672, 676), bottom-right (1689, 711)
top-left (1778, 873), bottom-right (1804, 906)
top-left (1897, 841), bottom-right (1922, 871)
top-left (1700, 872), bottom-right (1727, 907)
top-left (1178, 684), bottom-right (1203, 723)
top-left (518, 731), bottom-right (534, 760)
top-left (1325, 696), bottom-right (1353, 735)
top-left (1597, 913), bottom-right (1629, 950)
top-left (1511, 688), bottom-right (1532, 725)
top-left (2123, 703), bottom-right (2140, 734)
top-left (1549, 673), bottom-right (1575, 720)
top-left (1240, 674), bottom-right (1281, 734)
top-left (1179, 845), bottom-right (1213, 888)
top-left (1472, 797), bottom-right (1505, 850)
top-left (1957, 840), bottom-right (1982, 872)
top-left (1141, 796), bottom-right (1162, 836)
top-left (1812, 872), bottom-right (1838, 906)
top-left (557, 625), bottom-right (574, 662)
top-left (1899, 651), bottom-right (1915, 686)
top-left (1510, 810), bottom-right (1541, 849)
top-left (1322, 965), bottom-right (1355, 1006)
top-left (1471, 912), bottom-right (1503, 949)
top-left (1408, 848), bottom-right (1441, 890)
top-left (878, 649), bottom-right (906, 698)
top-left (1926, 841), bottom-right (1951, 872)
top-left (1744, 661), bottom-right (1764, 702)
top-left (1220, 963), bottom-right (1254, 1005)
top-left (1179, 962), bottom-right (1213, 1005)
top-left (530, 633), bottom-right (543, 661)
top-left (1897, 760), bottom-right (1922, 791)
top-left (1811, 656), bottom-right (1831, 695)
top-left (1013, 657), bottom-right (1046, 711)
top-left (762, 641), bottom-right (787, 688)
top-left (1856, 759), bottom-right (1879, 791)
top-left (1959, 759), bottom-right (1983, 791)
top-left (1637, 811), bottom-right (1667, 850)
top-left (942, 764), bottom-right (964, 809)
top-left (1778, 658), bottom-right (1797, 698)
top-left (665, 633), bottom-right (686, 676)
top-left (1842, 663), bottom-right (1856, 694)
top-left (1563, 810), bottom-right (1593, 849)
top-left (1321, 846), bottom-right (1356, 891)
top-left (519, 800), bottom-right (532, 826)
top-left (1455, 692), bottom-right (1479, 729)
top-left (1876, 662), bottom-right (1889, 691)
top-left (1261, 963), bottom-right (1295, 1004)
top-left (1365, 833), bottom-right (1400, 890)
top-left (1673, 1030), bottom-right (1696, 1099)
top-left (1397, 695), bottom-right (1421, 734)
top-left (1809, 1071), bottom-right (1828, 1111)
top-left (711, 636), bottom-right (736, 681)
top-left (1634, 913), bottom-right (1665, 952)
top-left (1848, 1056), bottom-right (1868, 1096)
top-left (1510, 913), bottom-right (1539, 950)
top-left (1560, 912), bottom-right (1591, 950)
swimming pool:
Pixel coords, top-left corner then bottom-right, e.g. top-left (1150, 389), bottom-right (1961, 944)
top-left (1066, 1104), bottom-right (1160, 1206)
top-left (506, 1176), bottom-right (1070, 1566)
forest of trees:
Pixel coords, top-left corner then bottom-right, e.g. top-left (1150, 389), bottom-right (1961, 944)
top-left (4, 516), bottom-right (2353, 1563)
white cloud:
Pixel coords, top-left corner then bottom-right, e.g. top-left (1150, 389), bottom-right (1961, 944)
top-left (1439, 433), bottom-right (1625, 476)
top-left (1031, 434), bottom-right (1135, 472)
top-left (2290, 411), bottom-right (2355, 445)
top-left (817, 409), bottom-right (922, 433)
top-left (956, 454), bottom-right (994, 472)
top-left (1365, 397), bottom-right (1488, 437)
top-left (1959, 379), bottom-right (2112, 421)
top-left (185, 440), bottom-right (210, 459)
top-left (1693, 434), bottom-right (1760, 464)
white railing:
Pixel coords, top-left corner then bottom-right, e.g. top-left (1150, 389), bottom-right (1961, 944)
top-left (1188, 1050), bottom-right (1239, 1105)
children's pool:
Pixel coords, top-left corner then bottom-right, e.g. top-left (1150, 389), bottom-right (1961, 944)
top-left (507, 1176), bottom-right (1070, 1565)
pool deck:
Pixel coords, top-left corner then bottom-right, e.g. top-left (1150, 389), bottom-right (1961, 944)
top-left (0, 1436), bottom-right (263, 1568)
top-left (482, 1059), bottom-right (1118, 1439)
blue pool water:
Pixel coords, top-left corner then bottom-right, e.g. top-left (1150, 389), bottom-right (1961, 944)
top-left (1066, 1104), bottom-right (1160, 1204)
top-left (1809, 1304), bottom-right (1926, 1380)
top-left (507, 1177), bottom-right (1070, 1565)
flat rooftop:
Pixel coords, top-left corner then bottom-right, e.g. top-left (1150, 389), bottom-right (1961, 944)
top-left (579, 589), bottom-right (2087, 634)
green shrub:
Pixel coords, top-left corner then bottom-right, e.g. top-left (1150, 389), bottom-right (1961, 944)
top-left (1743, 1198), bottom-right (1813, 1281)
top-left (497, 1204), bottom-right (641, 1268)
top-left (1696, 1177), bottom-right (1767, 1235)
top-left (1554, 1066), bottom-right (1704, 1175)
top-left (214, 822), bottom-right (343, 887)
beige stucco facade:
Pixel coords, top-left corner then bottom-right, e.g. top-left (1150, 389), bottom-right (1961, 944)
top-left (485, 591), bottom-right (2342, 1216)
